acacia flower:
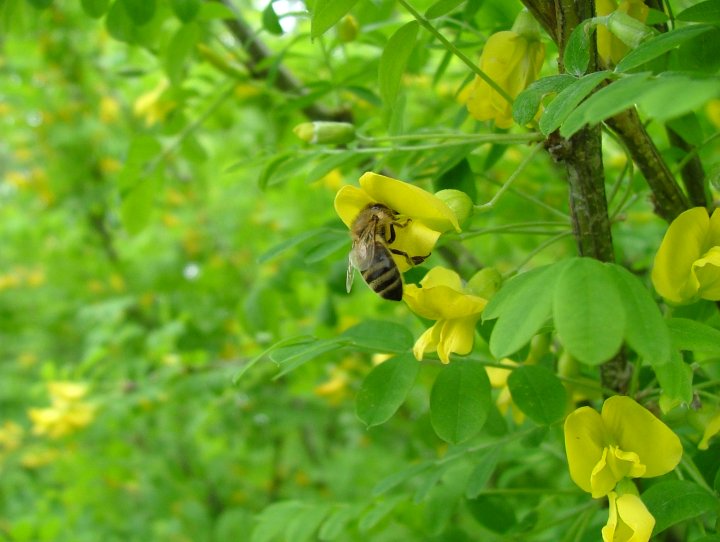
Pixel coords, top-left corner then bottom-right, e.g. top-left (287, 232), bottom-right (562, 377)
top-left (465, 10), bottom-right (545, 128)
top-left (602, 491), bottom-right (655, 542)
top-left (334, 172), bottom-right (461, 272)
top-left (651, 207), bottom-right (720, 304)
top-left (403, 267), bottom-right (487, 363)
top-left (28, 381), bottom-right (96, 439)
top-left (486, 359), bottom-right (525, 424)
top-left (596, 0), bottom-right (649, 66)
top-left (564, 396), bottom-right (682, 498)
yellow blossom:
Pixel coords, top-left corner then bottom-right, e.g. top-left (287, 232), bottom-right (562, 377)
top-left (602, 492), bottom-right (655, 542)
top-left (466, 11), bottom-right (545, 128)
top-left (20, 447), bottom-right (59, 469)
top-left (564, 396), bottom-right (682, 498)
top-left (696, 408), bottom-right (720, 450)
top-left (596, 0), bottom-right (649, 66)
top-left (403, 267), bottom-right (487, 363)
top-left (28, 381), bottom-right (95, 439)
top-left (99, 96), bottom-right (120, 123)
top-left (651, 207), bottom-right (720, 304)
top-left (486, 359), bottom-right (525, 424)
top-left (334, 172), bottom-right (461, 273)
top-left (314, 369), bottom-right (350, 404)
top-left (0, 421), bottom-right (23, 452)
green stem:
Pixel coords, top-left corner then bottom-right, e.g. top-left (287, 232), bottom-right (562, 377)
top-left (397, 0), bottom-right (514, 105)
top-left (475, 142), bottom-right (545, 210)
top-left (459, 222), bottom-right (570, 240)
top-left (359, 132), bottom-right (544, 144)
top-left (509, 231), bottom-right (574, 276)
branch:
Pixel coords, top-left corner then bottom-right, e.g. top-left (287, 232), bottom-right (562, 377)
top-left (605, 109), bottom-right (690, 221)
top-left (211, 0), bottom-right (351, 122)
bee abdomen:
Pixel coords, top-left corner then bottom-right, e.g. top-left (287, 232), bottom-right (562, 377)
top-left (361, 253), bottom-right (402, 301)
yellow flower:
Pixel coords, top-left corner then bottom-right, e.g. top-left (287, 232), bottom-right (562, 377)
top-left (133, 79), bottom-right (175, 126)
top-left (403, 267), bottom-right (487, 363)
top-left (466, 11), bottom-right (545, 128)
top-left (334, 172), bottom-right (461, 272)
top-left (651, 207), bottom-right (720, 304)
top-left (696, 408), bottom-right (720, 450)
top-left (602, 492), bottom-right (655, 542)
top-left (564, 396), bottom-right (682, 498)
top-left (28, 381), bottom-right (96, 439)
top-left (596, 0), bottom-right (649, 66)
top-left (486, 359), bottom-right (525, 424)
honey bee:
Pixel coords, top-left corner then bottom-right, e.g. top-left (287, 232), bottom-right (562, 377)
top-left (346, 203), bottom-right (429, 301)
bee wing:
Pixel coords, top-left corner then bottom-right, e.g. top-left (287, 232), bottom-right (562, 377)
top-left (346, 256), bottom-right (355, 293)
top-left (353, 226), bottom-right (376, 269)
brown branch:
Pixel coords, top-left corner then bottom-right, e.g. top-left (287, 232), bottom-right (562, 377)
top-left (211, 0), bottom-right (351, 122)
top-left (605, 110), bottom-right (690, 221)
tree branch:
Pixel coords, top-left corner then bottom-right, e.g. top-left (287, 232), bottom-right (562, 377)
top-left (211, 0), bottom-right (351, 122)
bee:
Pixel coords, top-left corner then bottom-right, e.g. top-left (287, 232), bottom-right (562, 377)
top-left (346, 203), bottom-right (429, 301)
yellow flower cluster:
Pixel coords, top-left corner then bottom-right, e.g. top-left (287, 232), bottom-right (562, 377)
top-left (596, 0), bottom-right (649, 66)
top-left (564, 396), bottom-right (682, 542)
top-left (28, 381), bottom-right (96, 439)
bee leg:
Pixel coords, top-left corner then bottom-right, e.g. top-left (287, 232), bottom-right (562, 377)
top-left (385, 218), bottom-right (413, 245)
top-left (390, 248), bottom-right (430, 267)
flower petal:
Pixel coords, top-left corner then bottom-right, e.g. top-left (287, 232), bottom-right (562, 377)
top-left (652, 207), bottom-right (711, 304)
top-left (420, 266), bottom-right (463, 290)
top-left (602, 396), bottom-right (683, 478)
top-left (436, 316), bottom-right (481, 363)
top-left (603, 493), bottom-right (655, 542)
top-left (403, 275), bottom-right (486, 320)
top-left (590, 447), bottom-right (624, 498)
top-left (693, 246), bottom-right (720, 301)
top-left (359, 172), bottom-right (460, 233)
top-left (564, 406), bottom-right (608, 495)
top-left (413, 322), bottom-right (442, 361)
top-left (699, 411), bottom-right (720, 450)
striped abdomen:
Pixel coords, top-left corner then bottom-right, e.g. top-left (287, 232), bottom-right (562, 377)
top-left (360, 242), bottom-right (402, 301)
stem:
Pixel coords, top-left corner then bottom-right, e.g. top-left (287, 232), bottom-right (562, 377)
top-left (397, 0), bottom-right (514, 105)
top-left (606, 106), bottom-right (690, 222)
top-left (214, 0), bottom-right (350, 122)
top-left (359, 132), bottom-right (544, 144)
top-left (475, 142), bottom-right (545, 210)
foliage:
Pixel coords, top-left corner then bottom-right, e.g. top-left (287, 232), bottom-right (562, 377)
top-left (1, 0), bottom-right (719, 541)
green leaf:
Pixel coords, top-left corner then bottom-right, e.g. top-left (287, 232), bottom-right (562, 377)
top-left (539, 71), bottom-right (611, 135)
top-left (606, 264), bottom-right (671, 365)
top-left (378, 21), bottom-right (419, 106)
top-left (553, 258), bottom-right (626, 366)
top-left (262, 2), bottom-right (283, 36)
top-left (655, 350), bottom-right (693, 413)
top-left (310, 0), bottom-right (359, 39)
top-left (615, 24), bottom-right (715, 72)
top-left (252, 501), bottom-right (304, 542)
top-left (467, 494), bottom-right (517, 534)
top-left (165, 23), bottom-right (199, 86)
top-left (560, 73), bottom-right (653, 138)
top-left (318, 505), bottom-right (363, 540)
top-left (26, 0), bottom-right (52, 9)
top-left (121, 0), bottom-right (155, 25)
top-left (120, 174), bottom-right (159, 235)
top-left (270, 339), bottom-right (344, 378)
top-left (668, 318), bottom-right (720, 354)
top-left (356, 354), bottom-right (420, 427)
top-left (507, 365), bottom-right (567, 425)
top-left (513, 74), bottom-right (576, 126)
top-left (358, 496), bottom-right (404, 532)
top-left (465, 446), bottom-right (501, 498)
top-left (284, 503), bottom-right (330, 542)
top-left (171, 0), bottom-right (201, 23)
top-left (430, 360), bottom-right (491, 444)
top-left (487, 264), bottom-right (562, 359)
top-left (677, 0), bottom-right (720, 24)
top-left (425, 0), bottom-right (464, 19)
top-left (564, 19), bottom-right (593, 76)
top-left (642, 480), bottom-right (719, 534)
top-left (638, 74), bottom-right (720, 122)
top-left (340, 320), bottom-right (414, 353)
top-left (258, 227), bottom-right (335, 264)
top-left (81, 0), bottom-right (110, 18)
top-left (106, 0), bottom-right (136, 43)
top-left (373, 462), bottom-right (433, 496)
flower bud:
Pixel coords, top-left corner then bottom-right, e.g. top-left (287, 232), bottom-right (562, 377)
top-left (467, 267), bottom-right (502, 300)
top-left (434, 189), bottom-right (473, 229)
top-left (606, 11), bottom-right (653, 48)
top-left (511, 9), bottom-right (543, 41)
top-left (293, 121), bottom-right (356, 145)
top-left (337, 15), bottom-right (359, 43)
